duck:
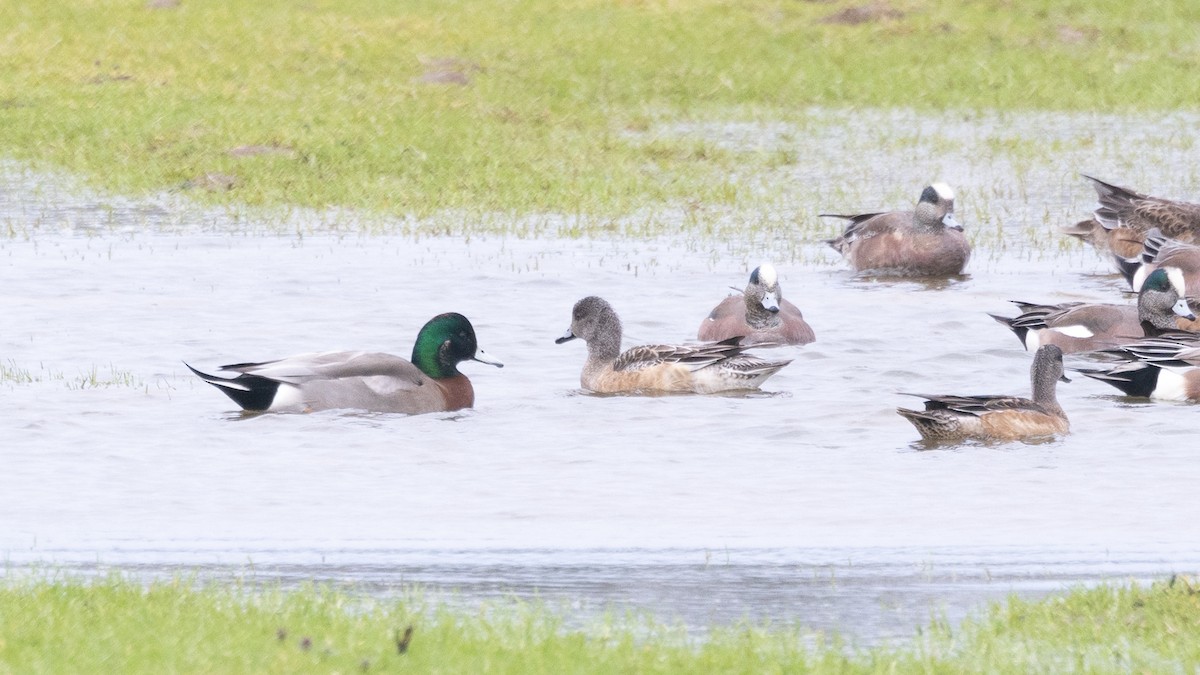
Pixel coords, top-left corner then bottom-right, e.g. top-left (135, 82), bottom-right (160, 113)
top-left (1064, 175), bottom-right (1200, 263)
top-left (187, 312), bottom-right (503, 413)
top-left (1115, 228), bottom-right (1200, 296)
top-left (988, 268), bottom-right (1196, 354)
top-left (697, 263), bottom-right (815, 346)
top-left (556, 296), bottom-right (792, 394)
top-left (822, 183), bottom-right (970, 276)
top-left (897, 345), bottom-right (1070, 442)
top-left (1078, 336), bottom-right (1200, 401)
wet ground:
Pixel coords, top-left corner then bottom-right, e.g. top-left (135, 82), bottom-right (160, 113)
top-left (2, 110), bottom-right (1199, 643)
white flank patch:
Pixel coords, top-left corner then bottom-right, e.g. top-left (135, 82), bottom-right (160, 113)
top-left (1052, 325), bottom-right (1094, 339)
top-left (1025, 331), bottom-right (1042, 350)
top-left (1152, 368), bottom-right (1191, 401)
top-left (269, 383), bottom-right (306, 411)
top-left (757, 262), bottom-right (777, 286)
top-left (931, 182), bottom-right (955, 200)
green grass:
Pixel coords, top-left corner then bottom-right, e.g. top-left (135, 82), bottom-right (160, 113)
top-left (3, 574), bottom-right (1200, 673)
top-left (0, 361), bottom-right (142, 388)
top-left (1, 0), bottom-right (1198, 218)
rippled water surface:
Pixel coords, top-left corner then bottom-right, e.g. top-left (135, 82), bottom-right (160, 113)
top-left (3, 110), bottom-right (1200, 643)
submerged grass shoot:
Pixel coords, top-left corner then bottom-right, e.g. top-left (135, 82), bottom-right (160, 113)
top-left (2, 575), bottom-right (1200, 672)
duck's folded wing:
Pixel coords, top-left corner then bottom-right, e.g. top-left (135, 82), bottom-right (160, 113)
top-left (1135, 199), bottom-right (1200, 239)
top-left (223, 351), bottom-right (425, 388)
top-left (903, 393), bottom-right (1034, 414)
top-left (820, 212), bottom-right (891, 241)
top-left (1043, 303), bottom-right (1131, 334)
top-left (613, 338), bottom-right (746, 373)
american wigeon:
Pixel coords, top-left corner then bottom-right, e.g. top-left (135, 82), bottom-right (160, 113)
top-left (188, 312), bottom-right (503, 413)
top-left (1116, 228), bottom-right (1200, 296)
top-left (1060, 218), bottom-right (1144, 262)
top-left (897, 345), bottom-right (1070, 442)
top-left (1080, 336), bottom-right (1200, 401)
top-left (822, 183), bottom-right (970, 276)
top-left (1064, 176), bottom-right (1200, 263)
top-left (988, 268), bottom-right (1196, 353)
top-left (1088, 175), bottom-right (1200, 240)
top-left (556, 296), bottom-right (792, 394)
top-left (698, 263), bottom-right (815, 346)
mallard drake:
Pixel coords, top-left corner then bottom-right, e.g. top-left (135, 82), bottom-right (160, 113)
top-left (188, 312), bottom-right (502, 413)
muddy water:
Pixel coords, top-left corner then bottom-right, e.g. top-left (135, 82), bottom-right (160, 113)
top-left (3, 110), bottom-right (1200, 642)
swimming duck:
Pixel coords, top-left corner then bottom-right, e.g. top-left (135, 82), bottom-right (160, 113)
top-left (556, 296), bottom-right (791, 394)
top-left (897, 345), bottom-right (1070, 442)
top-left (1079, 336), bottom-right (1200, 401)
top-left (1116, 228), bottom-right (1200, 296)
top-left (698, 263), bottom-right (815, 346)
top-left (989, 268), bottom-right (1196, 353)
top-left (1064, 176), bottom-right (1200, 263)
top-left (1087, 175), bottom-right (1200, 241)
top-left (822, 183), bottom-right (970, 276)
top-left (188, 312), bottom-right (503, 413)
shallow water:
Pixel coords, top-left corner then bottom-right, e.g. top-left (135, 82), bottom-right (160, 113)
top-left (3, 110), bottom-right (1200, 643)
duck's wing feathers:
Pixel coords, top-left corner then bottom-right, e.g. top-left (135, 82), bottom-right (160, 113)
top-left (998, 301), bottom-right (1086, 331)
top-left (902, 392), bottom-right (1038, 415)
top-left (613, 337), bottom-right (749, 373)
top-left (1106, 336), bottom-right (1200, 366)
top-left (222, 351), bottom-right (426, 388)
top-left (1041, 303), bottom-right (1133, 334)
top-left (821, 212), bottom-right (895, 239)
top-left (1086, 175), bottom-right (1151, 230)
top-left (1086, 175), bottom-right (1200, 238)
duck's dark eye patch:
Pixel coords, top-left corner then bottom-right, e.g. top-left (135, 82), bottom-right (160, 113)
top-left (919, 186), bottom-right (939, 204)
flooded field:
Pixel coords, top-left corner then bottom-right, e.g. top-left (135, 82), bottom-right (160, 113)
top-left (2, 110), bottom-right (1199, 643)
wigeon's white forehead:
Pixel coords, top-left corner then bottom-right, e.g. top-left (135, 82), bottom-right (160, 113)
top-left (757, 262), bottom-right (777, 286)
top-left (931, 183), bottom-right (954, 201)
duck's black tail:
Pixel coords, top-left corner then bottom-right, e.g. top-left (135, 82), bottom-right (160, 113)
top-left (185, 363), bottom-right (279, 411)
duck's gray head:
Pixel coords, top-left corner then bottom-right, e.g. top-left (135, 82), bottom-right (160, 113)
top-left (1033, 344), bottom-right (1070, 384)
top-left (746, 262), bottom-right (782, 316)
top-left (555, 296), bottom-right (622, 347)
top-left (1029, 344), bottom-right (1070, 409)
top-left (1139, 267), bottom-right (1195, 327)
top-left (915, 182), bottom-right (960, 231)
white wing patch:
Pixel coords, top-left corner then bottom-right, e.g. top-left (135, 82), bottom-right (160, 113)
top-left (1051, 325), bottom-right (1094, 339)
top-left (364, 374), bottom-right (423, 395)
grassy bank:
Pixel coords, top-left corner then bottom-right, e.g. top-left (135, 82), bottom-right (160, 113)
top-left (1, 0), bottom-right (1198, 217)
top-left (2, 575), bottom-right (1200, 672)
